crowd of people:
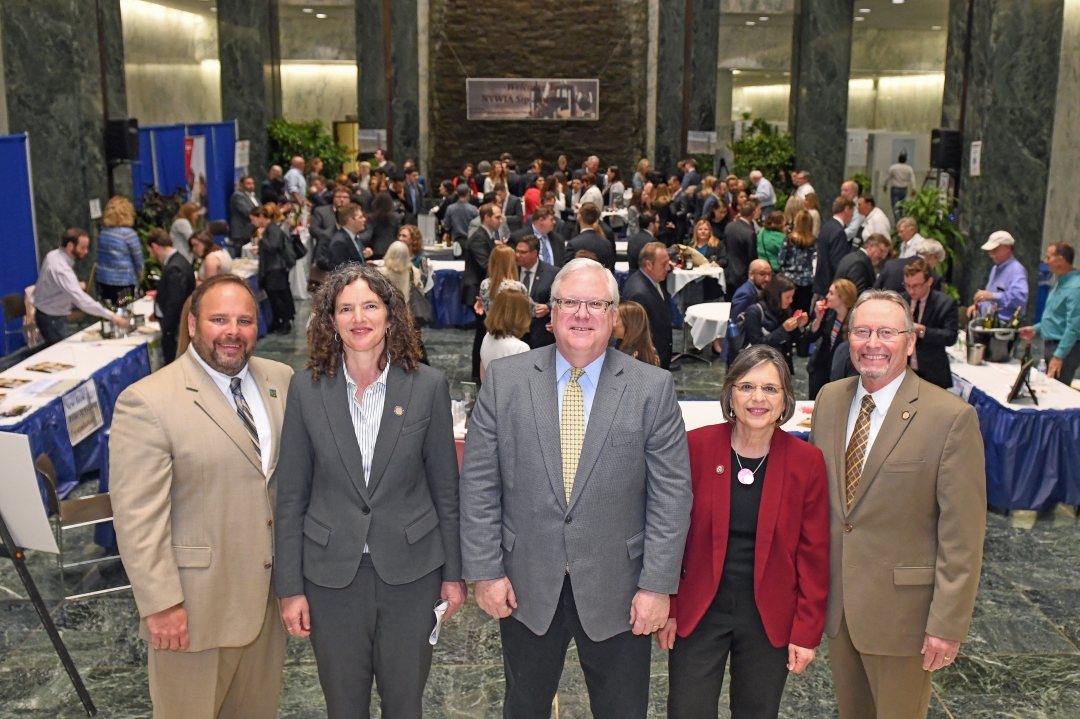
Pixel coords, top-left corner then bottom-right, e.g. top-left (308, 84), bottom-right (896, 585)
top-left (30, 147), bottom-right (1076, 719)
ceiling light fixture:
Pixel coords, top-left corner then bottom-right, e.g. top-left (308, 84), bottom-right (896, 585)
top-left (854, 16), bottom-right (864, 21)
top-left (932, 25), bottom-right (942, 30)
top-left (859, 7), bottom-right (871, 12)
top-left (759, 16), bottom-right (769, 21)
top-left (209, 6), bottom-right (216, 10)
top-left (316, 13), bottom-right (327, 18)
top-left (892, 0), bottom-right (905, 4)
top-left (302, 8), bottom-right (314, 12)
top-left (746, 21), bottom-right (755, 25)
top-left (732, 70), bottom-right (742, 75)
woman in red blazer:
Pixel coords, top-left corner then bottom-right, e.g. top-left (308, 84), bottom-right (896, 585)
top-left (659, 345), bottom-right (830, 719)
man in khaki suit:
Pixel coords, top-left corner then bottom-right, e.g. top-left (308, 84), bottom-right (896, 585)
top-left (810, 289), bottom-right (985, 719)
top-left (111, 274), bottom-right (294, 719)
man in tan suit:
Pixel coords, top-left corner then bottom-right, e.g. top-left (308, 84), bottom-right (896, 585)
top-left (810, 289), bottom-right (985, 719)
top-left (111, 274), bottom-right (294, 719)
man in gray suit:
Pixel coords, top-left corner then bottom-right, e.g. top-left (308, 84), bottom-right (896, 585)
top-left (228, 175), bottom-right (259, 258)
top-left (460, 258), bottom-right (692, 719)
top-left (308, 186), bottom-right (353, 283)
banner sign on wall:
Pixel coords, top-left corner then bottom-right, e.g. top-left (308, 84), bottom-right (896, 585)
top-left (184, 135), bottom-right (207, 206)
top-left (466, 78), bottom-right (599, 121)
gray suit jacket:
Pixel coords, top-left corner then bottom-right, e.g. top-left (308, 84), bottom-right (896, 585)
top-left (229, 190), bottom-right (257, 244)
top-left (460, 346), bottom-right (692, 641)
top-left (274, 363), bottom-right (461, 597)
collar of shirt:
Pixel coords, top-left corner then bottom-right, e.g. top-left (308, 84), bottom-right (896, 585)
top-left (645, 273), bottom-right (665, 297)
top-left (520, 260), bottom-right (539, 275)
top-left (344, 227), bottom-right (357, 242)
top-left (190, 349), bottom-right (272, 475)
top-left (846, 369), bottom-right (908, 450)
top-left (163, 249), bottom-right (177, 266)
top-left (532, 224), bottom-right (548, 240)
top-left (191, 344), bottom-right (251, 392)
top-left (59, 249), bottom-right (76, 268)
top-left (555, 348), bottom-right (606, 426)
top-left (344, 358), bottom-right (390, 402)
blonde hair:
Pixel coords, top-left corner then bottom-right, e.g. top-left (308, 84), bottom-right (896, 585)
top-left (486, 244), bottom-right (519, 298)
top-left (485, 289), bottom-right (531, 338)
top-left (380, 241), bottom-right (415, 301)
top-left (102, 196), bottom-right (135, 227)
top-left (789, 210), bottom-right (815, 248)
top-left (783, 195), bottom-right (805, 227)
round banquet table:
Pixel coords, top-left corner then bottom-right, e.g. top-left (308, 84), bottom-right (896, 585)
top-left (682, 302), bottom-right (730, 350)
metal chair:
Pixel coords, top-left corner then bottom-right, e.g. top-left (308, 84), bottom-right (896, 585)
top-left (36, 454), bottom-right (130, 600)
top-left (2, 292), bottom-right (26, 355)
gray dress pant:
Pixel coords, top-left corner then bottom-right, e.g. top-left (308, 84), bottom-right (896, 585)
top-left (305, 555), bottom-right (443, 719)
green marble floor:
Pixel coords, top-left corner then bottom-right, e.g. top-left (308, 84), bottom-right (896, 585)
top-left (2, 311), bottom-right (1079, 718)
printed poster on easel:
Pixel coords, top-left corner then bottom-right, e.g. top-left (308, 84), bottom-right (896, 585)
top-left (63, 379), bottom-right (104, 446)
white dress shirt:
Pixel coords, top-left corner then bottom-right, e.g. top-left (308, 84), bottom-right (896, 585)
top-left (861, 206), bottom-right (892, 241)
top-left (845, 370), bottom-right (907, 476)
top-left (753, 177), bottom-right (776, 207)
top-left (344, 360), bottom-right (389, 553)
top-left (191, 348), bottom-right (273, 476)
top-left (284, 167), bottom-right (307, 202)
top-left (32, 248), bottom-right (113, 319)
top-left (899, 232), bottom-right (925, 259)
top-left (581, 185), bottom-right (604, 210)
top-left (794, 183), bottom-right (815, 199)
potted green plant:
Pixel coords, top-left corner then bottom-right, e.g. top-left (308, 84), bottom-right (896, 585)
top-left (267, 118), bottom-right (349, 178)
top-left (895, 186), bottom-right (966, 301)
top-left (730, 115), bottom-right (795, 208)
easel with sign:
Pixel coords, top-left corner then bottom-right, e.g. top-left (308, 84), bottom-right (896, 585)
top-left (0, 433), bottom-right (96, 716)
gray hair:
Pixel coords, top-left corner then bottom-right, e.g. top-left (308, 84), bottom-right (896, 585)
top-left (915, 238), bottom-right (946, 263)
top-left (897, 216), bottom-right (918, 231)
top-left (719, 345), bottom-right (796, 425)
top-left (849, 289), bottom-right (914, 335)
top-left (550, 258), bottom-right (620, 306)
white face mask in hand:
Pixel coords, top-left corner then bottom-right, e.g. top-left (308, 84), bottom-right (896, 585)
top-left (429, 599), bottom-right (451, 646)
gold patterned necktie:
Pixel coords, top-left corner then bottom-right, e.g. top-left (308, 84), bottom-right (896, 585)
top-left (231, 377), bottom-right (262, 461)
top-left (844, 395), bottom-right (875, 507)
top-left (561, 368), bottom-right (586, 504)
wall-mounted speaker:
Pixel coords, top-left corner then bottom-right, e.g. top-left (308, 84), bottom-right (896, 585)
top-left (105, 118), bottom-right (139, 163)
top-left (930, 128), bottom-right (962, 172)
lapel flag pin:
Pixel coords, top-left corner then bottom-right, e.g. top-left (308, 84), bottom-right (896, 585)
top-left (902, 411), bottom-right (910, 420)
top-left (716, 465), bottom-right (724, 474)
top-left (269, 389), bottom-right (278, 398)
top-left (394, 406), bottom-right (404, 416)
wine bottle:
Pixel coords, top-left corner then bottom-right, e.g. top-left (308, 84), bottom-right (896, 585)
top-left (1008, 305), bottom-right (1023, 329)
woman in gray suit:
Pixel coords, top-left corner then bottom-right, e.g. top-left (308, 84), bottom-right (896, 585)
top-left (274, 264), bottom-right (465, 719)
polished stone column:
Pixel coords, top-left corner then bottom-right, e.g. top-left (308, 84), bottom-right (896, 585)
top-left (689, 0), bottom-right (720, 135)
top-left (1042, 0), bottom-right (1080, 253)
top-left (788, 0), bottom-right (854, 201)
top-left (0, 0), bottom-right (111, 260)
top-left (356, 0), bottom-right (385, 134)
top-left (940, 0), bottom-right (970, 131)
top-left (654, 0), bottom-right (687, 175)
top-left (218, 0), bottom-right (279, 185)
top-left (390, 0), bottom-right (420, 165)
top-left (951, 0), bottom-right (1064, 304)
top-left (100, 0), bottom-right (132, 199)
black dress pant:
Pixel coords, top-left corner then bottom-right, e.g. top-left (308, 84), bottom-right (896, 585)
top-left (262, 269), bottom-right (294, 330)
top-left (668, 581), bottom-right (789, 719)
top-left (305, 555), bottom-right (443, 719)
top-left (500, 575), bottom-right (651, 719)
top-left (471, 319), bottom-right (486, 382)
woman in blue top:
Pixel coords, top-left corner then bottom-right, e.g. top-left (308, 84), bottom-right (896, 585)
top-left (96, 196), bottom-right (144, 305)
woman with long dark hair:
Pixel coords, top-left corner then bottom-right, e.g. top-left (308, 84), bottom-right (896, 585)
top-left (741, 274), bottom-right (808, 371)
top-left (368, 191), bottom-right (402, 260)
top-left (275, 264), bottom-right (465, 719)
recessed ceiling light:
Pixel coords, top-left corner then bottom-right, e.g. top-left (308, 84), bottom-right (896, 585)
top-left (759, 16), bottom-right (769, 21)
top-left (783, 71), bottom-right (790, 76)
top-left (745, 21), bottom-right (755, 25)
top-left (855, 16), bottom-right (864, 21)
top-left (209, 6), bottom-right (216, 10)
top-left (932, 25), bottom-right (942, 30)
top-left (892, 0), bottom-right (904, 4)
top-left (732, 70), bottom-right (742, 75)
top-left (858, 7), bottom-right (871, 12)
top-left (315, 13), bottom-right (327, 18)
top-left (302, 7), bottom-right (313, 12)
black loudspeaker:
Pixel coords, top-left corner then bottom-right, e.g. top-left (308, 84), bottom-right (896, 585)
top-left (105, 118), bottom-right (139, 163)
top-left (930, 128), bottom-right (962, 172)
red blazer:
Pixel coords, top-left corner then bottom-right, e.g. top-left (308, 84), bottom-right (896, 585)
top-left (671, 422), bottom-right (830, 649)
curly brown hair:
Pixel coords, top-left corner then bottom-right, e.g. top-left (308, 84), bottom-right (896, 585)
top-left (306, 264), bottom-right (424, 379)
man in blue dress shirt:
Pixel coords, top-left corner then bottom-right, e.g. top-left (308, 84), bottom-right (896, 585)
top-left (966, 231), bottom-right (1029, 323)
top-left (1020, 242), bottom-right (1080, 384)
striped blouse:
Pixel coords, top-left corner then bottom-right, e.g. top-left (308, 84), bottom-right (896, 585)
top-left (345, 360), bottom-right (388, 555)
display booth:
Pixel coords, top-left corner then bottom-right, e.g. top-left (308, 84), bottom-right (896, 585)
top-left (0, 134), bottom-right (38, 353)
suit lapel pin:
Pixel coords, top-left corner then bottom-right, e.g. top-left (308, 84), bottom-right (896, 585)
top-left (394, 406), bottom-right (404, 416)
top-left (716, 465), bottom-right (724, 474)
top-left (269, 389), bottom-right (278, 398)
top-left (902, 411), bottom-right (910, 420)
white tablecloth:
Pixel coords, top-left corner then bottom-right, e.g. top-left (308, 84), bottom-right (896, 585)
top-left (679, 400), bottom-right (815, 436)
top-left (947, 346), bottom-right (1080, 410)
top-left (0, 298), bottom-right (160, 426)
top-left (669, 266), bottom-right (725, 295)
top-left (615, 241), bottom-right (628, 255)
top-left (682, 302), bottom-right (730, 350)
top-left (429, 260), bottom-right (465, 272)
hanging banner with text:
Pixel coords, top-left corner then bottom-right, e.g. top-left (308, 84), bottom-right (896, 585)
top-left (466, 78), bottom-right (599, 121)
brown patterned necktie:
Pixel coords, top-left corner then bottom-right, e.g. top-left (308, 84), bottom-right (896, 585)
top-left (561, 368), bottom-right (586, 504)
top-left (844, 395), bottom-right (876, 507)
top-left (231, 377), bottom-right (262, 461)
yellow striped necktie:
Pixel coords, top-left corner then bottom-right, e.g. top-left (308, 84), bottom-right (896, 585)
top-left (561, 368), bottom-right (586, 504)
top-left (844, 395), bottom-right (875, 507)
top-left (231, 377), bottom-right (262, 461)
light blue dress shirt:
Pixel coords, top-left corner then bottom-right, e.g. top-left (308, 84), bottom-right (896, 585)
top-left (1034, 269), bottom-right (1080, 358)
top-left (532, 224), bottom-right (555, 265)
top-left (555, 349), bottom-right (607, 427)
top-left (977, 255), bottom-right (1028, 321)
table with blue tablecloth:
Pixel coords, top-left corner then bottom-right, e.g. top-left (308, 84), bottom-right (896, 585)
top-left (946, 347), bottom-right (1080, 510)
top-left (0, 299), bottom-right (161, 546)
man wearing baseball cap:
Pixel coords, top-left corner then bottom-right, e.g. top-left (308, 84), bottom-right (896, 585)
top-left (966, 230), bottom-right (1029, 322)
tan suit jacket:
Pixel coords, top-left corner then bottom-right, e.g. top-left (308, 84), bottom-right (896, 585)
top-left (810, 370), bottom-right (985, 656)
top-left (110, 350), bottom-right (294, 653)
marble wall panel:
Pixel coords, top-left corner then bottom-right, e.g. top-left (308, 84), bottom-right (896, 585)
top-left (719, 25), bottom-right (793, 71)
top-left (101, 0), bottom-right (132, 198)
top-left (953, 0), bottom-right (1063, 308)
top-left (1042, 0), bottom-right (1080, 251)
top-left (732, 84), bottom-right (791, 124)
top-left (722, 0), bottom-right (795, 12)
top-left (655, 0), bottom-right (687, 173)
top-left (126, 62), bottom-right (223, 126)
top-left (121, 0), bottom-right (218, 63)
top-left (940, 0), bottom-right (968, 130)
top-left (1, 0), bottom-right (112, 262)
top-left (689, 0), bottom-right (720, 133)
top-left (850, 29), bottom-right (948, 75)
top-left (789, 0), bottom-right (855, 199)
top-left (218, 0), bottom-right (278, 183)
top-left (278, 10), bottom-right (355, 61)
top-left (280, 62), bottom-right (357, 127)
top-left (390, 0), bottom-right (419, 165)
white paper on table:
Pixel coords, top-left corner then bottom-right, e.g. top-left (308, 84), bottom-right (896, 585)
top-left (0, 433), bottom-right (59, 553)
